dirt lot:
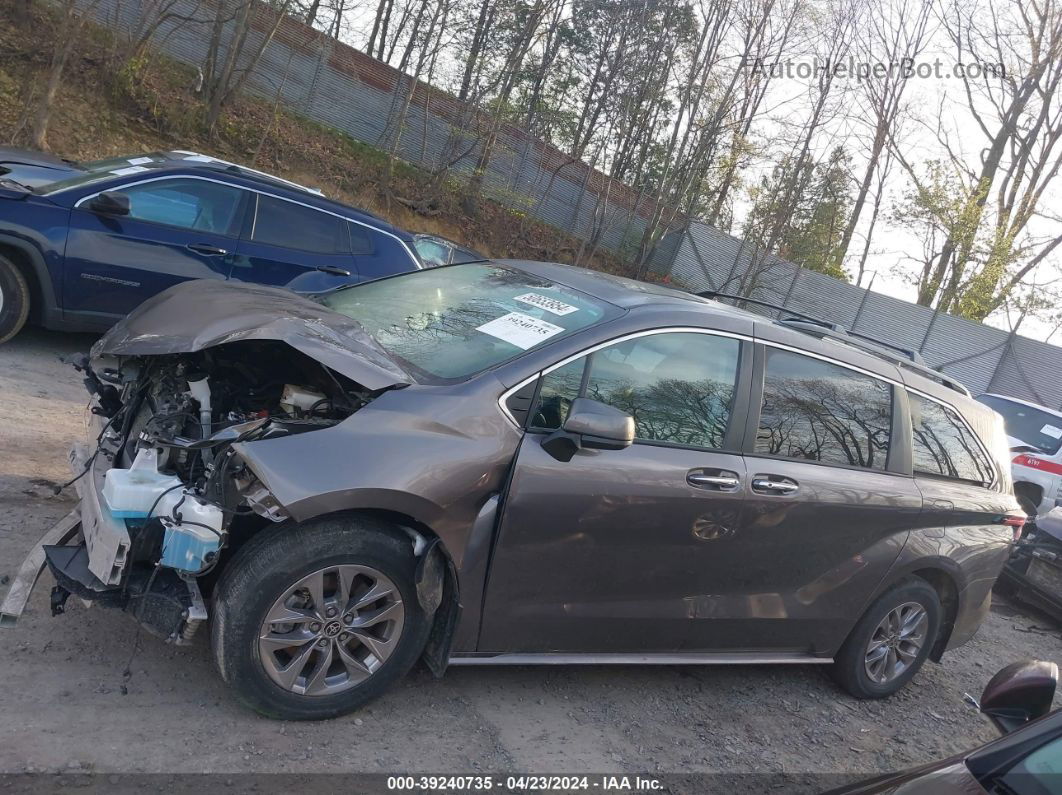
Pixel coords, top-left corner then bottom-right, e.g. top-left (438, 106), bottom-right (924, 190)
top-left (2, 328), bottom-right (1061, 787)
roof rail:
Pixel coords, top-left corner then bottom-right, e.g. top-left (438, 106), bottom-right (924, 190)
top-left (168, 151), bottom-right (325, 195)
top-left (695, 290), bottom-right (970, 397)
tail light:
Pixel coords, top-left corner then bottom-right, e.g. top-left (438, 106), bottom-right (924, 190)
top-left (1001, 513), bottom-right (1027, 543)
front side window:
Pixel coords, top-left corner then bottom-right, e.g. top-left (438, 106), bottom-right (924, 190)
top-left (118, 178), bottom-right (244, 236)
top-left (320, 263), bottom-right (618, 380)
top-left (251, 195), bottom-right (347, 254)
top-left (530, 332), bottom-right (741, 450)
top-left (755, 349), bottom-right (892, 470)
top-left (911, 393), bottom-right (995, 484)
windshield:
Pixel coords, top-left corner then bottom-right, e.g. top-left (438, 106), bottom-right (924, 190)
top-left (39, 153), bottom-right (168, 194)
top-left (978, 394), bottom-right (1062, 456)
top-left (320, 263), bottom-right (620, 380)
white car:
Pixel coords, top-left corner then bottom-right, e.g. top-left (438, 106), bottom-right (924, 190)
top-left (978, 393), bottom-right (1062, 520)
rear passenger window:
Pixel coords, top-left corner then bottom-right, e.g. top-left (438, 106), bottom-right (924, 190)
top-left (755, 349), bottom-right (891, 469)
top-left (910, 394), bottom-right (994, 485)
top-left (348, 222), bottom-right (374, 255)
top-left (251, 195), bottom-right (346, 254)
top-left (530, 332), bottom-right (740, 450)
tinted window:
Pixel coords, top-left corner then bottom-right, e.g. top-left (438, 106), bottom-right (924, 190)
top-left (320, 263), bottom-right (618, 380)
top-left (120, 178), bottom-right (244, 236)
top-left (911, 394), bottom-right (995, 484)
top-left (251, 195), bottom-right (346, 254)
top-left (977, 394), bottom-right (1062, 456)
top-left (358, 230), bottom-right (417, 278)
top-left (531, 332), bottom-right (740, 450)
top-left (348, 222), bottom-right (374, 256)
top-left (756, 349), bottom-right (892, 469)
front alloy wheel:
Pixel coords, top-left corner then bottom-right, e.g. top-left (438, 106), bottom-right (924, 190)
top-left (258, 564), bottom-right (405, 696)
top-left (212, 515), bottom-right (432, 720)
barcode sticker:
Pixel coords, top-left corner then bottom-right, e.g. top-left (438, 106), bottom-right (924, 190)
top-left (514, 292), bottom-right (579, 316)
top-left (1042, 424), bottom-right (1062, 439)
top-left (477, 312), bottom-right (564, 350)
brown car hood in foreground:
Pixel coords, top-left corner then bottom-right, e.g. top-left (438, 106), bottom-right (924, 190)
top-left (92, 279), bottom-right (413, 391)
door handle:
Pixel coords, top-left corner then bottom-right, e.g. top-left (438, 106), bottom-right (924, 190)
top-left (751, 477), bottom-right (799, 494)
top-left (928, 498), bottom-right (954, 510)
top-left (687, 470), bottom-right (741, 490)
top-left (316, 265), bottom-right (352, 277)
top-left (187, 243), bottom-right (228, 256)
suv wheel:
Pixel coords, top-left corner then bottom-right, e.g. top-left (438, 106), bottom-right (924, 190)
top-left (0, 254), bottom-right (30, 344)
top-left (211, 514), bottom-right (432, 720)
top-left (830, 577), bottom-right (941, 699)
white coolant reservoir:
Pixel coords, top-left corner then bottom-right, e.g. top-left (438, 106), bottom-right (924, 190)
top-left (155, 489), bottom-right (224, 573)
top-left (102, 448), bottom-right (183, 519)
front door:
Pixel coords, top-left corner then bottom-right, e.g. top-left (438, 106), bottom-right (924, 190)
top-left (479, 329), bottom-right (752, 653)
top-left (64, 177), bottom-right (247, 321)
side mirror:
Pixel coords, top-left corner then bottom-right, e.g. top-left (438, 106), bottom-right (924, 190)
top-left (88, 191), bottom-right (131, 216)
top-left (979, 660), bottom-right (1058, 734)
top-left (541, 398), bottom-right (634, 462)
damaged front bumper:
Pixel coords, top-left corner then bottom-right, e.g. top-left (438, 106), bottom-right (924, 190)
top-left (0, 442), bottom-right (209, 644)
top-left (0, 509), bottom-right (80, 628)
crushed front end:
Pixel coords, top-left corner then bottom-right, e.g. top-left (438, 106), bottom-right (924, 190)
top-left (19, 338), bottom-right (385, 642)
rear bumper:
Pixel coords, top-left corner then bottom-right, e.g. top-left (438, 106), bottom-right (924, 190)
top-left (0, 510), bottom-right (81, 627)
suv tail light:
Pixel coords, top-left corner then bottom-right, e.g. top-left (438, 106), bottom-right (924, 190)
top-left (1000, 513), bottom-right (1027, 543)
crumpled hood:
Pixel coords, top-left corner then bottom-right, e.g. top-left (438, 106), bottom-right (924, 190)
top-left (92, 280), bottom-right (413, 391)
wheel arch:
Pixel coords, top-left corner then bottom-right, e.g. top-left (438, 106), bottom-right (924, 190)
top-left (255, 506), bottom-right (462, 677)
top-left (908, 566), bottom-right (960, 661)
top-left (853, 555), bottom-right (965, 664)
top-left (0, 233), bottom-right (56, 324)
top-left (1014, 481), bottom-right (1044, 514)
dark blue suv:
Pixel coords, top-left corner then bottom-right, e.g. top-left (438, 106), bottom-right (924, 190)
top-left (0, 149), bottom-right (422, 342)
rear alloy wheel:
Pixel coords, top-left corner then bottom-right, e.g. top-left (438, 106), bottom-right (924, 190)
top-left (0, 254), bottom-right (30, 344)
top-left (830, 577), bottom-right (941, 699)
top-left (211, 515), bottom-right (432, 720)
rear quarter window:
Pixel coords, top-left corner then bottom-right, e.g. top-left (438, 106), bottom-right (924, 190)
top-left (910, 393), bottom-right (996, 485)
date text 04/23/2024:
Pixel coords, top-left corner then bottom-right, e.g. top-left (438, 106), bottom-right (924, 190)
top-left (386, 775), bottom-right (664, 791)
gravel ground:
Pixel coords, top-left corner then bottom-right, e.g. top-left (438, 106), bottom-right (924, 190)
top-left (2, 327), bottom-right (1062, 787)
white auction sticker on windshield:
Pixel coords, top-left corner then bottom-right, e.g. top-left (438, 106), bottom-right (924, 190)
top-left (477, 312), bottom-right (564, 350)
top-left (1042, 424), bottom-right (1062, 439)
top-left (513, 292), bottom-right (579, 316)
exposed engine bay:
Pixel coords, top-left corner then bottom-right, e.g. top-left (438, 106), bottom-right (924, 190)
top-left (50, 340), bottom-right (382, 643)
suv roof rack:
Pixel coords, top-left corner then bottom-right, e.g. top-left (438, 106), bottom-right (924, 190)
top-left (695, 290), bottom-right (971, 397)
top-left (167, 151), bottom-right (325, 196)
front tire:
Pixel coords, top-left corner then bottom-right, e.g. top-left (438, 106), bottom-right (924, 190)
top-left (211, 514), bottom-right (432, 720)
top-left (0, 254), bottom-right (30, 344)
top-left (830, 577), bottom-right (942, 699)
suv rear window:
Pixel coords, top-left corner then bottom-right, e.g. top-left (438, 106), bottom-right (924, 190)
top-left (910, 393), bottom-right (995, 484)
top-left (251, 195), bottom-right (347, 254)
top-left (977, 394), bottom-right (1062, 456)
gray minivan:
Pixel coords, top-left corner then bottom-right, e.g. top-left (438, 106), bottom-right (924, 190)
top-left (4, 260), bottom-right (1022, 720)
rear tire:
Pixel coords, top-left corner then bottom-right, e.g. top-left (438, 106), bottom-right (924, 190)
top-left (830, 577), bottom-right (942, 699)
top-left (0, 254), bottom-right (30, 344)
top-left (211, 514), bottom-right (432, 720)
